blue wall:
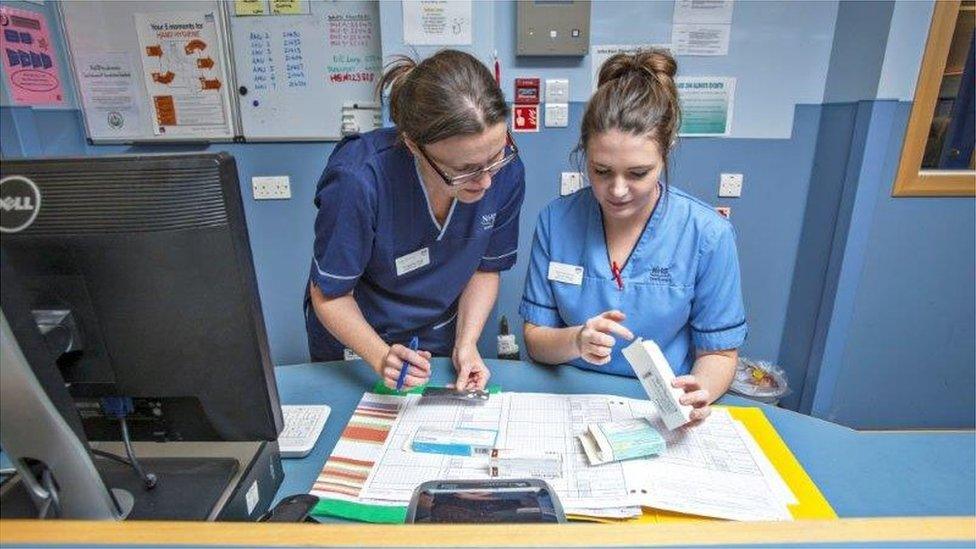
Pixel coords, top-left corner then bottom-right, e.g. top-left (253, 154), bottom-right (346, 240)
top-left (2, 0), bottom-right (974, 429)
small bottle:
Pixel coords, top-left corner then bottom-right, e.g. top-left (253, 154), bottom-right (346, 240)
top-left (497, 315), bottom-right (520, 360)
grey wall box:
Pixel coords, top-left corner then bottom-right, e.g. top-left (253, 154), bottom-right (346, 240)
top-left (516, 1), bottom-right (590, 57)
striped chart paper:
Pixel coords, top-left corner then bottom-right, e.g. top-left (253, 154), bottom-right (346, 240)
top-left (311, 393), bottom-right (402, 501)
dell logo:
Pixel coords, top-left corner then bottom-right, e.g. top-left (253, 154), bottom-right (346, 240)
top-left (0, 196), bottom-right (35, 211)
top-left (0, 175), bottom-right (42, 233)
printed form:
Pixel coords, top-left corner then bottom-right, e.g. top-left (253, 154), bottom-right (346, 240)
top-left (320, 393), bottom-right (792, 521)
top-left (623, 408), bottom-right (793, 521)
top-left (356, 393), bottom-right (652, 517)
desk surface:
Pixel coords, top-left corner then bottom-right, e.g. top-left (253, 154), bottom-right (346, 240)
top-left (3, 359), bottom-right (974, 548)
top-left (274, 359), bottom-right (976, 519)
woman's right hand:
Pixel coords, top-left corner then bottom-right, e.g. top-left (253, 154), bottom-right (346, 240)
top-left (378, 344), bottom-right (432, 389)
top-left (575, 310), bottom-right (635, 365)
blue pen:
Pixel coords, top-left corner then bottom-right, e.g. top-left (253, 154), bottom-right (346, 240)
top-left (396, 336), bottom-right (419, 392)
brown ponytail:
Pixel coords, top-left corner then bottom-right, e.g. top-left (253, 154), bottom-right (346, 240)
top-left (376, 50), bottom-right (509, 145)
top-left (577, 48), bottom-right (681, 182)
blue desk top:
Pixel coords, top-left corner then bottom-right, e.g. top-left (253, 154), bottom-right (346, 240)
top-left (274, 359), bottom-right (976, 519)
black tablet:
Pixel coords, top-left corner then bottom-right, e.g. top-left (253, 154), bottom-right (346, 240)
top-left (406, 479), bottom-right (566, 523)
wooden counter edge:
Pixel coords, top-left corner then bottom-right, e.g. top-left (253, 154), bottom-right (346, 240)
top-left (1, 516), bottom-right (974, 546)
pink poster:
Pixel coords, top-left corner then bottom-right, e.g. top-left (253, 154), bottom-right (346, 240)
top-left (0, 6), bottom-right (64, 106)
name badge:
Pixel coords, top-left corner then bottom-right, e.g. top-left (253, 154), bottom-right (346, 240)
top-left (343, 348), bottom-right (362, 361)
top-left (396, 247), bottom-right (430, 277)
top-left (548, 261), bottom-right (584, 285)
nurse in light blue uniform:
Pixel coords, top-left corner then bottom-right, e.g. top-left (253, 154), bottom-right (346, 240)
top-left (520, 49), bottom-right (745, 425)
top-left (306, 50), bottom-right (524, 391)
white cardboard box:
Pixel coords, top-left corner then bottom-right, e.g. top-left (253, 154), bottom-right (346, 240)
top-left (622, 338), bottom-right (693, 430)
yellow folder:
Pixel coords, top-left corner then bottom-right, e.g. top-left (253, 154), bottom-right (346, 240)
top-left (567, 406), bottom-right (837, 523)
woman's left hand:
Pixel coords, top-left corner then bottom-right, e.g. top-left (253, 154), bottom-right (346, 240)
top-left (672, 375), bottom-right (712, 427)
top-left (451, 344), bottom-right (491, 391)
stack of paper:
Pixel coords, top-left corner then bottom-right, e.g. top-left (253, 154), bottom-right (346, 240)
top-left (311, 392), bottom-right (794, 522)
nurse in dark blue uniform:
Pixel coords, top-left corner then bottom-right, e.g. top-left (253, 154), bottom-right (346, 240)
top-left (306, 50), bottom-right (524, 391)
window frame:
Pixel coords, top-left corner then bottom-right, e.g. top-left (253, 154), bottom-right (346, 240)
top-left (893, 0), bottom-right (976, 197)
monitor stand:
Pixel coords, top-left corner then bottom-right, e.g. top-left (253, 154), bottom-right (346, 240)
top-left (1, 441), bottom-right (280, 521)
top-left (94, 456), bottom-right (238, 520)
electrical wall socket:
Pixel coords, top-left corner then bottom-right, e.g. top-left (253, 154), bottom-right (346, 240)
top-left (252, 176), bottom-right (291, 200)
top-left (560, 172), bottom-right (585, 195)
top-left (719, 173), bottom-right (743, 198)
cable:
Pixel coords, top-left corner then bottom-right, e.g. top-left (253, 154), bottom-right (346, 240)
top-left (118, 416), bottom-right (157, 490)
top-left (91, 448), bottom-right (132, 467)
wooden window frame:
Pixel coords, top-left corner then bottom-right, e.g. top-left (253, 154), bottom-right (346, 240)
top-left (893, 0), bottom-right (976, 197)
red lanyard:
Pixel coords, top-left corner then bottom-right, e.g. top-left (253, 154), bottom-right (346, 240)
top-left (611, 261), bottom-right (624, 290)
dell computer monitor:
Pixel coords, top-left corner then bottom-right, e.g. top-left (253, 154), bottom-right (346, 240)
top-left (0, 153), bottom-right (283, 443)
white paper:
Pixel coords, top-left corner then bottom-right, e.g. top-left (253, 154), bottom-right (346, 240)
top-left (733, 419), bottom-right (797, 505)
top-left (676, 76), bottom-right (735, 136)
top-left (672, 23), bottom-right (730, 56)
top-left (623, 408), bottom-right (792, 521)
top-left (402, 0), bottom-right (472, 46)
top-left (590, 44), bottom-right (670, 94)
top-left (134, 11), bottom-right (232, 137)
top-left (355, 393), bottom-right (655, 511)
top-left (75, 53), bottom-right (142, 138)
top-left (673, 0), bottom-right (734, 24)
top-left (316, 392), bottom-right (790, 522)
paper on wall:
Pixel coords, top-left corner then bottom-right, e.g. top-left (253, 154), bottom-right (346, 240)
top-left (134, 11), bottom-right (231, 137)
top-left (590, 44), bottom-right (670, 94)
top-left (75, 53), bottom-right (142, 138)
top-left (402, 0), bottom-right (472, 46)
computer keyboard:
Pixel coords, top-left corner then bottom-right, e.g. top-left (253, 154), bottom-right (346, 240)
top-left (278, 405), bottom-right (331, 459)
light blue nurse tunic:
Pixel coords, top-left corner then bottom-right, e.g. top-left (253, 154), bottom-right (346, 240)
top-left (519, 184), bottom-right (747, 377)
top-left (306, 127), bottom-right (525, 361)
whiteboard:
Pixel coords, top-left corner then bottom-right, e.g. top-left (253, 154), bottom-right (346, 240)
top-left (58, 0), bottom-right (239, 143)
top-left (228, 0), bottom-right (381, 141)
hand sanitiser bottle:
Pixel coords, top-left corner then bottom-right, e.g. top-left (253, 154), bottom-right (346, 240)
top-left (497, 316), bottom-right (520, 360)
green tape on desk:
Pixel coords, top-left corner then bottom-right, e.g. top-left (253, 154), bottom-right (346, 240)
top-left (313, 499), bottom-right (407, 523)
top-left (371, 382), bottom-right (502, 396)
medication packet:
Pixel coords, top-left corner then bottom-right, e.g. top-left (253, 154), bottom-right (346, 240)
top-left (622, 338), bottom-right (693, 430)
top-left (489, 449), bottom-right (562, 479)
top-left (579, 418), bottom-right (665, 465)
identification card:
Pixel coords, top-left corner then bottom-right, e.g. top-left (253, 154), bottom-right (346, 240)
top-left (343, 348), bottom-right (361, 361)
top-left (395, 247), bottom-right (430, 277)
top-left (547, 261), bottom-right (584, 285)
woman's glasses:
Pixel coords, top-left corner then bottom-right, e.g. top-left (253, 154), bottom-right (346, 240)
top-left (417, 131), bottom-right (519, 187)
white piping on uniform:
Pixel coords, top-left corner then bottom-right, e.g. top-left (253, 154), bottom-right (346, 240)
top-left (414, 158), bottom-right (457, 241)
top-left (313, 256), bottom-right (360, 280)
top-left (482, 249), bottom-right (517, 261)
top-left (432, 311), bottom-right (458, 330)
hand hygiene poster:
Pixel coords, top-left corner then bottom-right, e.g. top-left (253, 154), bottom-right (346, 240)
top-left (135, 11), bottom-right (231, 136)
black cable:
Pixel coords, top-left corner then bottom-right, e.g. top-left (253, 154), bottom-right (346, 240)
top-left (118, 417), bottom-right (157, 490)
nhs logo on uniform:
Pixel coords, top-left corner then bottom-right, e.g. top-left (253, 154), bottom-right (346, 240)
top-left (480, 212), bottom-right (496, 231)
